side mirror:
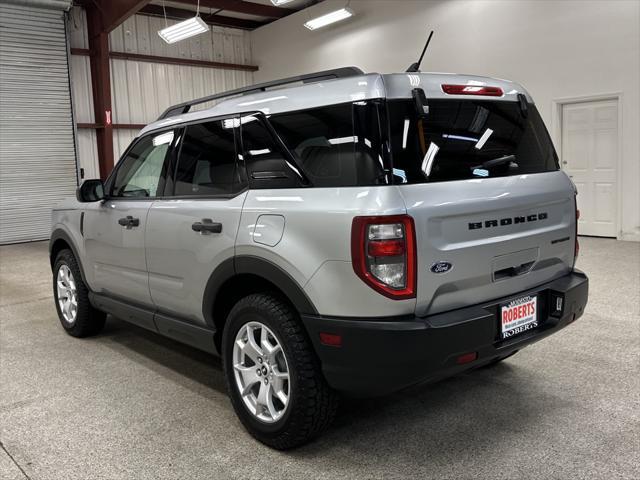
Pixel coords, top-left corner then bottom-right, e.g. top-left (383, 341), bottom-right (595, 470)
top-left (76, 179), bottom-right (105, 202)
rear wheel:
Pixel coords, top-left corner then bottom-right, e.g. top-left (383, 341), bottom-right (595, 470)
top-left (222, 293), bottom-right (338, 450)
top-left (53, 249), bottom-right (106, 337)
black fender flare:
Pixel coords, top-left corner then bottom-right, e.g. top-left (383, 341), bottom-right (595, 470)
top-left (202, 255), bottom-right (318, 326)
top-left (49, 228), bottom-right (88, 283)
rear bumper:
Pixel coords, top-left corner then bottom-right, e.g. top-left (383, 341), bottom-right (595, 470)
top-left (301, 270), bottom-right (588, 397)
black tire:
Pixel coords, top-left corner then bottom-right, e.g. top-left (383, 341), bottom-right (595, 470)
top-left (222, 293), bottom-right (338, 450)
top-left (53, 249), bottom-right (106, 337)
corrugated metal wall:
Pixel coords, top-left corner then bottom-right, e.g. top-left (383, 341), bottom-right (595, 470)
top-left (0, 3), bottom-right (78, 243)
top-left (67, 7), bottom-right (254, 177)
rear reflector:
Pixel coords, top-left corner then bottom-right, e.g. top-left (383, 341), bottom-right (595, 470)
top-left (319, 332), bottom-right (342, 347)
top-left (442, 84), bottom-right (504, 97)
top-left (456, 352), bottom-right (478, 365)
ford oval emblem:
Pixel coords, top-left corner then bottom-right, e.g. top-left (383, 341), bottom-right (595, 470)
top-left (430, 261), bottom-right (453, 274)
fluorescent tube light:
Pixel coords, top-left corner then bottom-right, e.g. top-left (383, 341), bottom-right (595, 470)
top-left (271, 0), bottom-right (295, 5)
top-left (158, 16), bottom-right (209, 44)
top-left (421, 142), bottom-right (440, 177)
top-left (304, 8), bottom-right (353, 30)
top-left (329, 136), bottom-right (357, 145)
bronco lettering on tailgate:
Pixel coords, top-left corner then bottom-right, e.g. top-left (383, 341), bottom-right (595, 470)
top-left (469, 212), bottom-right (548, 230)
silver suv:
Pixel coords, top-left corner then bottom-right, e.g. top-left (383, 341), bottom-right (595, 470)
top-left (50, 67), bottom-right (588, 449)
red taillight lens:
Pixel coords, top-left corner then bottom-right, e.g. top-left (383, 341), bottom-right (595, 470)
top-left (351, 215), bottom-right (416, 299)
top-left (368, 239), bottom-right (405, 257)
top-left (442, 84), bottom-right (504, 97)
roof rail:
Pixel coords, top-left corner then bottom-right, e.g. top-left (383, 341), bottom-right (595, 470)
top-left (157, 66), bottom-right (365, 120)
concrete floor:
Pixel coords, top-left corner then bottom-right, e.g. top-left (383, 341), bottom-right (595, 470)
top-left (0, 238), bottom-right (638, 480)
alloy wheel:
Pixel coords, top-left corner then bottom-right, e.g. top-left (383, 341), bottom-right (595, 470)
top-left (56, 264), bottom-right (78, 324)
top-left (232, 321), bottom-right (290, 423)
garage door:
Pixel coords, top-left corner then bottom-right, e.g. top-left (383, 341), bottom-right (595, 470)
top-left (0, 2), bottom-right (77, 244)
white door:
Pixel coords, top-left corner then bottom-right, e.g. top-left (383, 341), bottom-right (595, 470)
top-left (561, 99), bottom-right (618, 237)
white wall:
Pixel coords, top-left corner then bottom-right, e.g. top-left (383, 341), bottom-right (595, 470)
top-left (67, 7), bottom-right (254, 178)
top-left (252, 0), bottom-right (640, 241)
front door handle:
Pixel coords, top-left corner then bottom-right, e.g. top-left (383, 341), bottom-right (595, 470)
top-left (192, 219), bottom-right (222, 234)
top-left (118, 216), bottom-right (140, 229)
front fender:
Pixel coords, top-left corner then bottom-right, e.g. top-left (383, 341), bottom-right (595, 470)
top-left (49, 225), bottom-right (89, 285)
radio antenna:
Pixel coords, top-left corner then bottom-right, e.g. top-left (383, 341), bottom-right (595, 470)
top-left (406, 30), bottom-right (434, 73)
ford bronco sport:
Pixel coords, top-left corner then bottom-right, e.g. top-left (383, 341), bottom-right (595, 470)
top-left (50, 67), bottom-right (588, 449)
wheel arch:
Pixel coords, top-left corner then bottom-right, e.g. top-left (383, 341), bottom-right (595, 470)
top-left (49, 229), bottom-right (88, 282)
top-left (204, 256), bottom-right (318, 350)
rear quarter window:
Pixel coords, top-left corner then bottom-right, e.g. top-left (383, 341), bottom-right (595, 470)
top-left (268, 101), bottom-right (390, 187)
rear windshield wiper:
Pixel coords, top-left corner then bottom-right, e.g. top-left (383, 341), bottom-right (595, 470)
top-left (479, 154), bottom-right (517, 170)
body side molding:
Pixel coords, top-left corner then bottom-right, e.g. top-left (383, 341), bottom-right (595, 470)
top-left (89, 292), bottom-right (219, 355)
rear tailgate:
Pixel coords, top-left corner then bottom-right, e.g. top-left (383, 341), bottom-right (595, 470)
top-left (399, 171), bottom-right (576, 317)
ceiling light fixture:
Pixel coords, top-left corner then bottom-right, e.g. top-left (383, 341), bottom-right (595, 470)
top-left (304, 7), bottom-right (353, 30)
top-left (158, 0), bottom-right (210, 44)
top-left (270, 0), bottom-right (295, 5)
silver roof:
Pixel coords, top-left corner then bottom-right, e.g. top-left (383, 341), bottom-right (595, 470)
top-left (140, 72), bottom-right (532, 137)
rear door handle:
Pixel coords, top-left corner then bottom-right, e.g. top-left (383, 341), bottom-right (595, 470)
top-left (192, 219), bottom-right (222, 234)
top-left (118, 216), bottom-right (140, 229)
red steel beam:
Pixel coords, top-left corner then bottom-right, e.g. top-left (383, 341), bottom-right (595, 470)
top-left (86, 5), bottom-right (114, 180)
top-left (138, 4), bottom-right (265, 30)
top-left (71, 48), bottom-right (258, 72)
top-left (77, 123), bottom-right (147, 130)
top-left (101, 0), bottom-right (153, 32)
top-left (172, 0), bottom-right (295, 18)
top-left (110, 51), bottom-right (258, 71)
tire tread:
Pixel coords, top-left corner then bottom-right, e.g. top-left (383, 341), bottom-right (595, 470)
top-left (53, 249), bottom-right (105, 337)
top-left (223, 293), bottom-right (338, 450)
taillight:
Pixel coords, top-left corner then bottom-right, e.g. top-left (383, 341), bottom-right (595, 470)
top-left (351, 215), bottom-right (416, 299)
top-left (441, 84), bottom-right (504, 97)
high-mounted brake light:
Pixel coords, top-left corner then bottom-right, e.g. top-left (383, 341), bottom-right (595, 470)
top-left (351, 215), bottom-right (416, 299)
top-left (442, 84), bottom-right (504, 97)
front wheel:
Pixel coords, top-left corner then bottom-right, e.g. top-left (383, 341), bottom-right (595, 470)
top-left (53, 249), bottom-right (106, 337)
top-left (222, 293), bottom-right (338, 450)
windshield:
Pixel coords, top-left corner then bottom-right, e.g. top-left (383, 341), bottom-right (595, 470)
top-left (387, 99), bottom-right (559, 183)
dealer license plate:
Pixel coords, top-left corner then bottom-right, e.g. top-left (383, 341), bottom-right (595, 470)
top-left (500, 295), bottom-right (538, 339)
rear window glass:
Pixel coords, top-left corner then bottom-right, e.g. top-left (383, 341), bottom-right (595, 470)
top-left (387, 99), bottom-right (559, 183)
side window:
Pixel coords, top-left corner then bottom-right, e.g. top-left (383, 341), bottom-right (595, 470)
top-left (240, 115), bottom-right (302, 189)
top-left (173, 119), bottom-right (244, 196)
top-left (111, 130), bottom-right (175, 197)
top-left (268, 102), bottom-right (389, 187)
